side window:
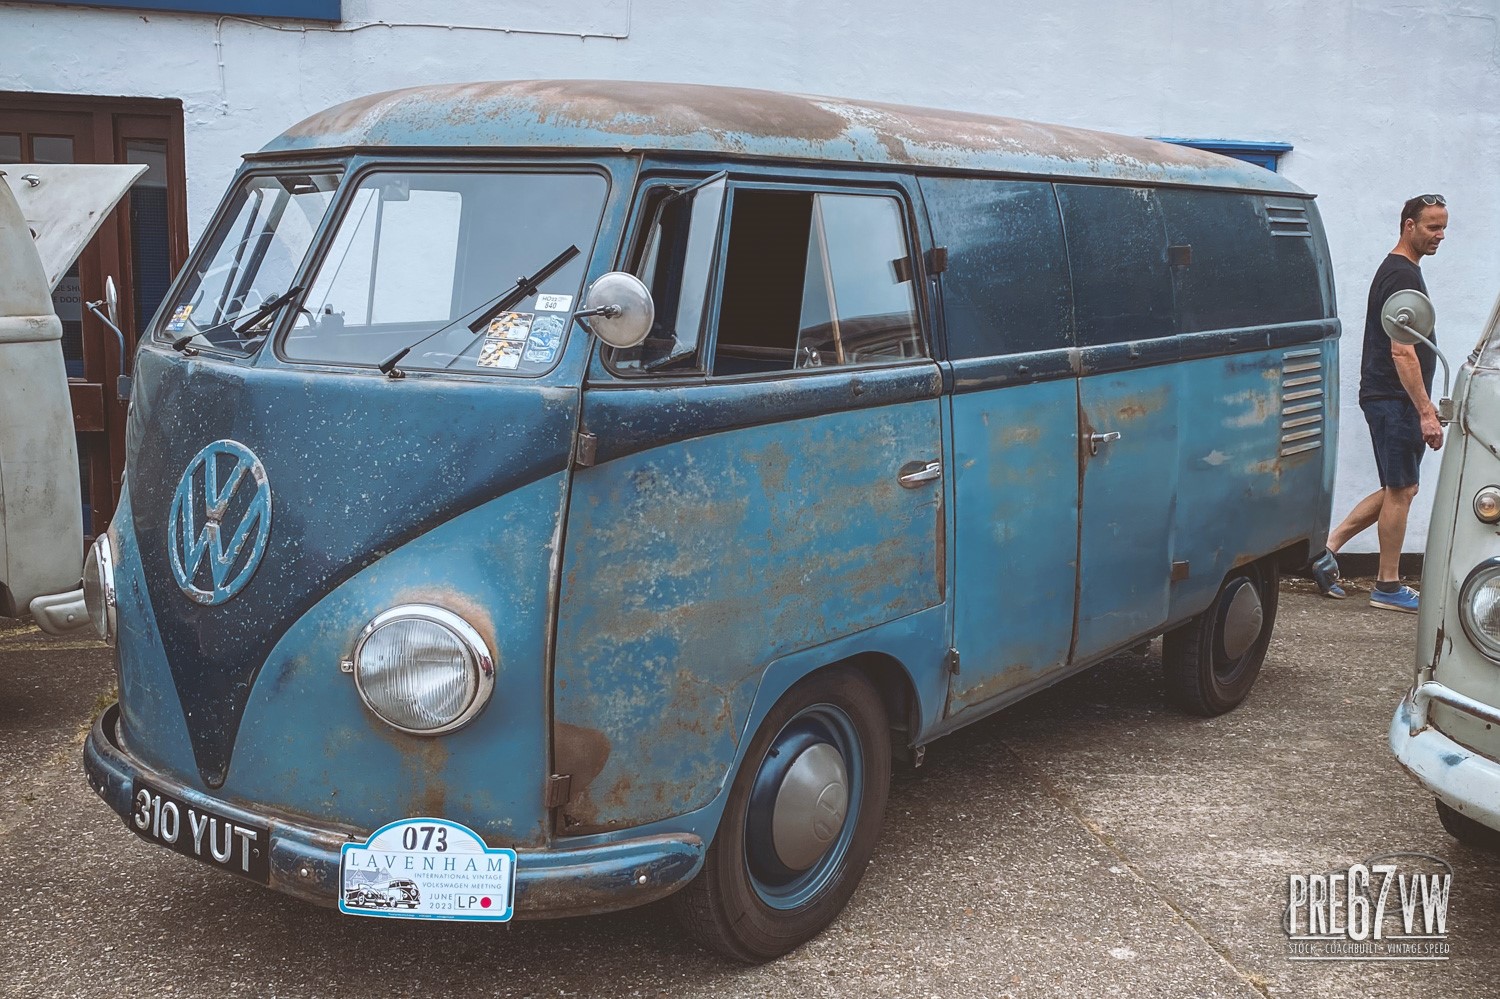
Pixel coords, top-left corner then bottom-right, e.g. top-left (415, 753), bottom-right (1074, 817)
top-left (611, 176), bottom-right (727, 374)
top-left (713, 190), bottom-right (923, 373)
top-left (1056, 184), bottom-right (1177, 346)
top-left (918, 177), bottom-right (1072, 358)
top-left (612, 183), bottom-right (924, 376)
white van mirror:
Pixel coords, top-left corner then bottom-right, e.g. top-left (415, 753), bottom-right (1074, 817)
top-left (1381, 288), bottom-right (1453, 423)
top-left (577, 271), bottom-right (654, 348)
top-left (1381, 288), bottom-right (1435, 346)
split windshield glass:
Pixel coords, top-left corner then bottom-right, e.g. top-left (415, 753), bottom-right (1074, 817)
top-left (283, 169), bottom-right (608, 375)
top-left (155, 172), bottom-right (341, 356)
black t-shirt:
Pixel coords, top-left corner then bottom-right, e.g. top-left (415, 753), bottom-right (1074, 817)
top-left (1360, 253), bottom-right (1435, 404)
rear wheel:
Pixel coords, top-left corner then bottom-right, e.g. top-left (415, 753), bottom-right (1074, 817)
top-left (1163, 559), bottom-right (1278, 715)
top-left (673, 667), bottom-right (891, 962)
top-left (1435, 797), bottom-right (1500, 851)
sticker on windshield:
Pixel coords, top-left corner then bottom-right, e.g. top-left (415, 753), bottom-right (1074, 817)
top-left (485, 312), bottom-right (533, 342)
top-left (535, 294), bottom-right (572, 313)
top-left (523, 314), bottom-right (565, 365)
top-left (478, 340), bottom-right (524, 369)
top-left (339, 817), bottom-right (516, 922)
top-left (166, 304), bottom-right (194, 332)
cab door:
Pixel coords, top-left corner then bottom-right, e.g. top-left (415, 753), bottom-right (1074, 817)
top-left (552, 168), bottom-right (945, 834)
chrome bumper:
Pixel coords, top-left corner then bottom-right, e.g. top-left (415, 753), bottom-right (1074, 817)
top-left (83, 704), bottom-right (704, 918)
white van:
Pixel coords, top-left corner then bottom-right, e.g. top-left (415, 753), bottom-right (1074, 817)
top-left (1390, 290), bottom-right (1500, 847)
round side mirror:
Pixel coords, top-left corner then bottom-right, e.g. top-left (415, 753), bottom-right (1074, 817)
top-left (1381, 288), bottom-right (1435, 346)
top-left (578, 272), bottom-right (654, 349)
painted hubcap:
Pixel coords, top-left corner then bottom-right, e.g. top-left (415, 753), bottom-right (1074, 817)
top-left (1219, 578), bottom-right (1264, 661)
top-left (771, 742), bottom-right (850, 871)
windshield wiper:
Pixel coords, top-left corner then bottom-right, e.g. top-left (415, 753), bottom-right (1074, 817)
top-left (377, 245), bottom-right (580, 377)
top-left (171, 285), bottom-right (305, 352)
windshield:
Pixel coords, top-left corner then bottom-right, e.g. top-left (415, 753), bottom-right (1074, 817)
top-left (283, 170), bottom-right (608, 375)
top-left (156, 172), bottom-right (341, 355)
top-left (1478, 291), bottom-right (1500, 368)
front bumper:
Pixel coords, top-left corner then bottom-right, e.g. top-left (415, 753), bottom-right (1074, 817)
top-left (84, 704), bottom-right (704, 918)
top-left (1390, 684), bottom-right (1500, 833)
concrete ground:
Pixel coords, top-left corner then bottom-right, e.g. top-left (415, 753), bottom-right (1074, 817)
top-left (2, 579), bottom-right (1497, 998)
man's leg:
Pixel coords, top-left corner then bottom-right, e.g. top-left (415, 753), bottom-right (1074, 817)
top-left (1376, 484), bottom-right (1420, 581)
top-left (1328, 488), bottom-right (1386, 554)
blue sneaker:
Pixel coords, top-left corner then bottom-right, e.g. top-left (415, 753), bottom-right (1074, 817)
top-left (1309, 550), bottom-right (1347, 599)
top-left (1370, 585), bottom-right (1419, 614)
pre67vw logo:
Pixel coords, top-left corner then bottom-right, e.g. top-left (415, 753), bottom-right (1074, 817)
top-left (1284, 853), bottom-right (1452, 961)
top-left (340, 818), bottom-right (516, 922)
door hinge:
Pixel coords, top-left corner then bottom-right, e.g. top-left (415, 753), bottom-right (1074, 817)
top-left (574, 431), bottom-right (598, 468)
top-left (945, 647), bottom-right (960, 675)
top-left (545, 773), bottom-right (573, 808)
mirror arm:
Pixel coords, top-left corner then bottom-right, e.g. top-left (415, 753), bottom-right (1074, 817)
top-left (86, 298), bottom-right (133, 401)
top-left (1386, 315), bottom-right (1454, 422)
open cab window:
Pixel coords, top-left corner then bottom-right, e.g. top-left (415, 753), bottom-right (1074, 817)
top-left (155, 172), bottom-right (340, 356)
top-left (610, 180), bottom-right (925, 377)
top-left (283, 170), bottom-right (607, 375)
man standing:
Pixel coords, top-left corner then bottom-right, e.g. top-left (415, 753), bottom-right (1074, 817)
top-left (1315, 195), bottom-right (1448, 611)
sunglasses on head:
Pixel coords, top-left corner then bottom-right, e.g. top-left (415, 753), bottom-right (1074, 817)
top-left (1419, 194), bottom-right (1446, 206)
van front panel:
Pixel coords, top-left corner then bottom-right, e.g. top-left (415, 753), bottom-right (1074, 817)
top-left (116, 345), bottom-right (576, 834)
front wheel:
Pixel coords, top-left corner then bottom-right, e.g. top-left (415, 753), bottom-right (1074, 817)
top-left (1162, 559), bottom-right (1279, 715)
top-left (673, 667), bottom-right (891, 963)
top-left (1435, 797), bottom-right (1500, 851)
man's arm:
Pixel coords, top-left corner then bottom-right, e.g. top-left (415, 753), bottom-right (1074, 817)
top-left (1391, 340), bottom-right (1444, 450)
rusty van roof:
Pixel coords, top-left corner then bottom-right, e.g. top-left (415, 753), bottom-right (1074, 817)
top-left (260, 80), bottom-right (1305, 195)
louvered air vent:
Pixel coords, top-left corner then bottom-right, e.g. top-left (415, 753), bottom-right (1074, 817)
top-left (1280, 348), bottom-right (1324, 456)
top-left (1267, 198), bottom-right (1312, 238)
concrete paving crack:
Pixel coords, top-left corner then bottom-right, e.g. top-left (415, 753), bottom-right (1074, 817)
top-left (997, 737), bottom-right (1273, 999)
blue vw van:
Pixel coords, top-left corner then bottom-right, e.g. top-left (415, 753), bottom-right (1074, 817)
top-left (81, 81), bottom-right (1337, 961)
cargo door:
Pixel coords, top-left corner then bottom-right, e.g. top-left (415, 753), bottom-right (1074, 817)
top-left (553, 172), bottom-right (944, 834)
top-left (919, 177), bottom-right (1080, 716)
top-left (1060, 184), bottom-right (1180, 663)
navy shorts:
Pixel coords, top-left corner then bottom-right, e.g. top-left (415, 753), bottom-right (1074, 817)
top-left (1362, 398), bottom-right (1424, 489)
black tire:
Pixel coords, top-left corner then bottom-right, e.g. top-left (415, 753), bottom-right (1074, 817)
top-left (672, 667), bottom-right (891, 963)
top-left (1435, 798), bottom-right (1500, 851)
top-left (1162, 559), bottom-right (1279, 715)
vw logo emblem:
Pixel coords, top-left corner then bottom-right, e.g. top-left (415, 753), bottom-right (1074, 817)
top-left (168, 440), bottom-right (273, 605)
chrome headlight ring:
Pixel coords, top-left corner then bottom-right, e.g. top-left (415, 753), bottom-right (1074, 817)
top-left (1474, 485), bottom-right (1500, 525)
top-left (82, 534), bottom-right (118, 646)
top-left (348, 604), bottom-right (495, 736)
top-left (1459, 558), bottom-right (1500, 663)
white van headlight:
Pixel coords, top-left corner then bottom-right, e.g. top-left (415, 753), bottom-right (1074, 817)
top-left (350, 605), bottom-right (494, 735)
top-left (1460, 560), bottom-right (1500, 661)
top-left (82, 534), bottom-right (117, 645)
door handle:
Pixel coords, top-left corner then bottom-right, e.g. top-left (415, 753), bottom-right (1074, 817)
top-left (899, 460), bottom-right (943, 487)
top-left (1088, 431), bottom-right (1121, 456)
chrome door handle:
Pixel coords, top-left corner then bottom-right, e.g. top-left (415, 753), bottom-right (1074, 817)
top-left (1088, 431), bottom-right (1121, 456)
top-left (899, 460), bottom-right (943, 487)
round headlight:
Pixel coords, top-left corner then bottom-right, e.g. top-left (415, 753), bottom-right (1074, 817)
top-left (1460, 560), bottom-right (1500, 661)
top-left (351, 605), bottom-right (494, 735)
top-left (82, 534), bottom-right (117, 645)
top-left (1475, 486), bottom-right (1500, 524)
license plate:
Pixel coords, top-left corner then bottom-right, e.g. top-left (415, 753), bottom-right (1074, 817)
top-left (128, 780), bottom-right (270, 884)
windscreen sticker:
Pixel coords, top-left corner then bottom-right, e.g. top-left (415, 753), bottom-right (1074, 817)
top-left (485, 312), bottom-right (534, 342)
top-left (523, 314), bottom-right (565, 364)
top-left (535, 294), bottom-right (573, 313)
top-left (339, 817), bottom-right (516, 922)
top-left (166, 304), bottom-right (193, 332)
top-left (477, 339), bottom-right (524, 369)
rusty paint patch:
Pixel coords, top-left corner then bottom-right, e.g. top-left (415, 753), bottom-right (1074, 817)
top-left (553, 722), bottom-right (611, 801)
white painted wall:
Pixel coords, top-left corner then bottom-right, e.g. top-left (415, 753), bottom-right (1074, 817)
top-left (4, 0), bottom-right (1497, 551)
